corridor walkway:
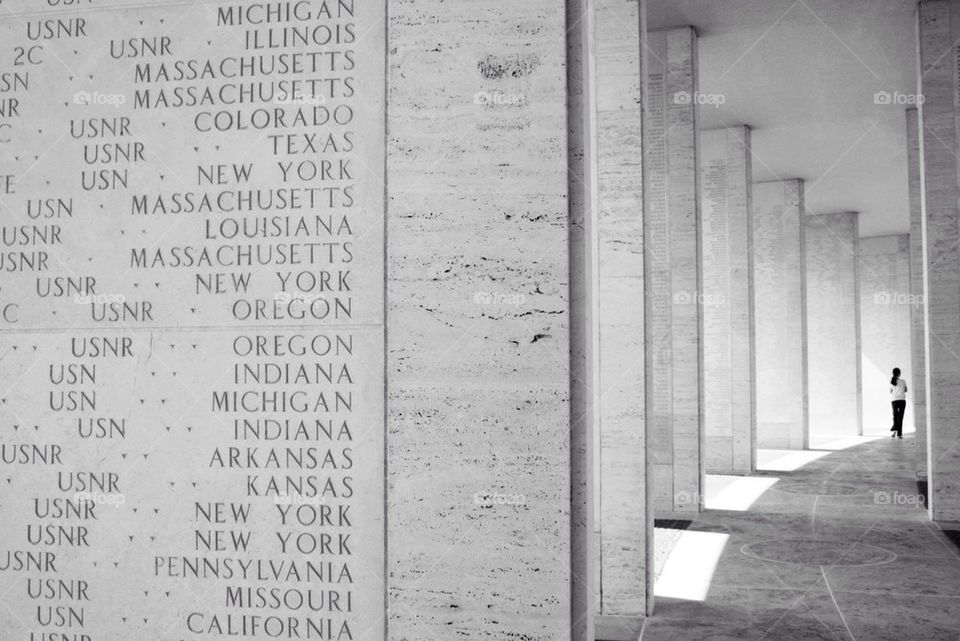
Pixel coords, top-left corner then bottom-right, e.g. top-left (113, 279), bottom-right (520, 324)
top-left (642, 436), bottom-right (960, 640)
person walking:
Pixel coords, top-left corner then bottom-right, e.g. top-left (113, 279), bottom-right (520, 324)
top-left (890, 367), bottom-right (907, 439)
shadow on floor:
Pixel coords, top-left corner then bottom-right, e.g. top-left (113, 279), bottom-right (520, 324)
top-left (636, 435), bottom-right (960, 641)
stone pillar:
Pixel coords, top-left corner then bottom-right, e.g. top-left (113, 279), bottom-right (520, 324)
top-left (752, 180), bottom-right (809, 450)
top-left (700, 126), bottom-right (756, 475)
top-left (568, 1), bottom-right (595, 636)
top-left (805, 212), bottom-right (863, 438)
top-left (387, 1), bottom-right (592, 637)
top-left (859, 236), bottom-right (913, 434)
top-left (917, 0), bottom-right (960, 521)
top-left (907, 107), bottom-right (928, 478)
top-left (595, 0), bottom-right (649, 629)
top-left (644, 27), bottom-right (703, 516)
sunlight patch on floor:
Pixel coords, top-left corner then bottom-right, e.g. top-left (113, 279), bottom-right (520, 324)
top-left (705, 475), bottom-right (779, 511)
top-left (757, 449), bottom-right (831, 471)
top-left (810, 435), bottom-right (886, 451)
top-left (654, 530), bottom-right (730, 601)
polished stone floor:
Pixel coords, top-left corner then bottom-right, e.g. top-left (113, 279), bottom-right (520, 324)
top-left (641, 435), bottom-right (960, 641)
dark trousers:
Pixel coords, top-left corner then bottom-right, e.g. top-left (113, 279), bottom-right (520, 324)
top-left (891, 400), bottom-right (906, 436)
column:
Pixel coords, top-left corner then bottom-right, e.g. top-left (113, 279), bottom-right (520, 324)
top-left (805, 212), bottom-right (863, 439)
top-left (752, 180), bottom-right (809, 450)
top-left (644, 27), bottom-right (703, 516)
top-left (859, 236), bottom-right (913, 435)
top-left (700, 126), bottom-right (756, 475)
top-left (907, 107), bottom-right (928, 478)
top-left (595, 0), bottom-right (649, 630)
top-left (917, 0), bottom-right (960, 521)
top-left (387, 1), bottom-right (591, 639)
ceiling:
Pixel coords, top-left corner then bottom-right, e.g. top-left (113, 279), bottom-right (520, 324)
top-left (647, 0), bottom-right (919, 237)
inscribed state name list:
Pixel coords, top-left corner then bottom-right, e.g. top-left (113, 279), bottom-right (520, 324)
top-left (0, 2), bottom-right (386, 640)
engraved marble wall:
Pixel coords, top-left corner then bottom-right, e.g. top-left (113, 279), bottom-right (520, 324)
top-left (0, 1), bottom-right (594, 640)
top-left (0, 2), bottom-right (386, 639)
top-left (644, 27), bottom-right (702, 515)
top-left (700, 126), bottom-right (755, 475)
top-left (859, 235), bottom-right (913, 434)
top-left (752, 180), bottom-right (808, 450)
top-left (805, 212), bottom-right (862, 438)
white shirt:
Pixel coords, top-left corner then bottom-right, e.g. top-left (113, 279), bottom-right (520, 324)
top-left (891, 378), bottom-right (908, 401)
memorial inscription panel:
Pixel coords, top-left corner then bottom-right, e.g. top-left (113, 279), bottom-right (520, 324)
top-left (644, 30), bottom-right (672, 511)
top-left (0, 1), bottom-right (386, 639)
top-left (644, 27), bottom-right (701, 515)
top-left (752, 180), bottom-right (807, 450)
top-left (805, 212), bottom-right (862, 438)
top-left (700, 127), bottom-right (753, 475)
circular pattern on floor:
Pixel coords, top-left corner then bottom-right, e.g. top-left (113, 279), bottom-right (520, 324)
top-left (741, 539), bottom-right (897, 566)
top-left (771, 482), bottom-right (867, 496)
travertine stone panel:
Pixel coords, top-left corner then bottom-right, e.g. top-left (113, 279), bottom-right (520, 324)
top-left (907, 107), bottom-right (928, 478)
top-left (644, 27), bottom-right (702, 515)
top-left (752, 180), bottom-right (808, 450)
top-left (917, 0), bottom-right (960, 521)
top-left (0, 2), bottom-right (386, 640)
top-left (859, 236), bottom-right (913, 434)
top-left (805, 212), bottom-right (863, 438)
top-left (700, 127), bottom-right (755, 475)
top-left (596, 0), bottom-right (647, 618)
top-left (387, 0), bottom-right (582, 638)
